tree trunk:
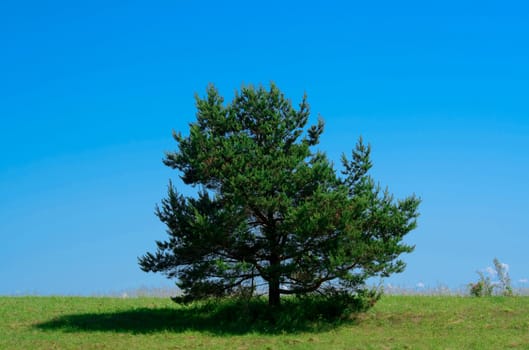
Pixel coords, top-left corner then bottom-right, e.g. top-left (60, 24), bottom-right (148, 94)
top-left (268, 277), bottom-right (281, 306)
top-left (268, 251), bottom-right (281, 307)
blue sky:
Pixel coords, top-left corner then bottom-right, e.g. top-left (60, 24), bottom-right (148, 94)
top-left (1, 1), bottom-right (528, 295)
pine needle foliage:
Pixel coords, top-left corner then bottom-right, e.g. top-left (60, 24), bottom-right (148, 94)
top-left (139, 83), bottom-right (420, 307)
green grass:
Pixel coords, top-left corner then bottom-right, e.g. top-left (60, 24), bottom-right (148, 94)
top-left (2, 295), bottom-right (529, 349)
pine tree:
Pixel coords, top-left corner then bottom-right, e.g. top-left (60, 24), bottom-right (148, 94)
top-left (139, 83), bottom-right (420, 307)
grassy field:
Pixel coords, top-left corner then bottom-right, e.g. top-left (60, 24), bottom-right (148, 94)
top-left (2, 295), bottom-right (529, 349)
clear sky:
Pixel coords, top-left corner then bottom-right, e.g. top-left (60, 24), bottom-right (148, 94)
top-left (1, 1), bottom-right (528, 295)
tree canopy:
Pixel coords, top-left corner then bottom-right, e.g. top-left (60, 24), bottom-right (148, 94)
top-left (139, 83), bottom-right (420, 307)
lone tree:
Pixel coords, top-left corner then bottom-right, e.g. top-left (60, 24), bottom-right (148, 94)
top-left (139, 83), bottom-right (420, 307)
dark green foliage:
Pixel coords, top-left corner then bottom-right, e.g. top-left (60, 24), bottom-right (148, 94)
top-left (139, 83), bottom-right (420, 307)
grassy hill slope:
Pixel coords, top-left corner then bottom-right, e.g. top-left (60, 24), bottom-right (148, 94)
top-left (1, 295), bottom-right (528, 349)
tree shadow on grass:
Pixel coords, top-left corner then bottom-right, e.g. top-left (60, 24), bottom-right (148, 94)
top-left (35, 297), bottom-right (364, 335)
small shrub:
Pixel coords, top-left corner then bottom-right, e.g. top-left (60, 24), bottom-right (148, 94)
top-left (291, 286), bottom-right (383, 322)
top-left (469, 258), bottom-right (513, 297)
top-left (493, 258), bottom-right (513, 296)
top-left (469, 271), bottom-right (493, 297)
